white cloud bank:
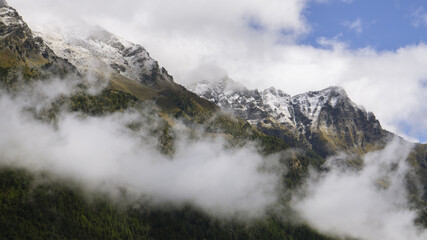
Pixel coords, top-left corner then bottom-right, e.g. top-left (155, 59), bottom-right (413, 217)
top-left (293, 139), bottom-right (427, 240)
top-left (8, 0), bottom-right (427, 141)
top-left (0, 79), bottom-right (280, 218)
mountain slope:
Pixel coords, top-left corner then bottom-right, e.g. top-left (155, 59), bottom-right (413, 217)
top-left (0, 4), bottom-right (76, 85)
top-left (0, 3), bottom-right (294, 157)
top-left (1, 3), bottom-right (426, 239)
top-left (0, 8), bottom-right (335, 239)
top-left (36, 26), bottom-right (173, 87)
top-left (34, 24), bottom-right (223, 123)
top-left (0, 167), bottom-right (338, 240)
top-left (192, 78), bottom-right (393, 157)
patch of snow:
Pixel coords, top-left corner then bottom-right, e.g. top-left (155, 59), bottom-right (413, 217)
top-left (194, 83), bottom-right (210, 95)
top-left (0, 7), bottom-right (24, 28)
top-left (34, 25), bottom-right (162, 83)
top-left (291, 86), bottom-right (348, 124)
top-left (261, 87), bottom-right (294, 125)
top-left (193, 81), bottom-right (365, 137)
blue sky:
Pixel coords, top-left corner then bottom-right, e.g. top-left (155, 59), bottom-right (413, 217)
top-left (302, 0), bottom-right (427, 142)
top-left (303, 0), bottom-right (427, 50)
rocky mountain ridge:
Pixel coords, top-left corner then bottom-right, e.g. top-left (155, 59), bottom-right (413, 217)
top-left (0, 2), bottom-right (406, 160)
top-left (35, 25), bottom-right (173, 87)
top-left (1, 3), bottom-right (426, 239)
top-left (30, 11), bottom-right (395, 158)
top-left (1, 6), bottom-right (218, 125)
top-left (0, 3), bottom-right (76, 84)
top-left (192, 78), bottom-right (392, 157)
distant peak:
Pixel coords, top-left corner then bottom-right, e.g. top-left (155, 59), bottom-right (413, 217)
top-left (191, 77), bottom-right (246, 95)
top-left (294, 86), bottom-right (347, 99)
top-left (0, 0), bottom-right (8, 8)
top-left (323, 86), bottom-right (347, 95)
top-left (263, 87), bottom-right (291, 98)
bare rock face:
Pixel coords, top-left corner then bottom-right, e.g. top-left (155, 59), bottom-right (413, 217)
top-left (35, 26), bottom-right (174, 87)
top-left (0, 6), bottom-right (40, 54)
top-left (0, 4), bottom-right (76, 83)
top-left (192, 79), bottom-right (393, 157)
top-left (0, 0), bottom-right (8, 8)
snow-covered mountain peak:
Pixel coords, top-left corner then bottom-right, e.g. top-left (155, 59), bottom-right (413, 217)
top-left (291, 86), bottom-right (350, 122)
top-left (324, 85), bottom-right (347, 96)
top-left (192, 79), bottom-right (387, 154)
top-left (193, 77), bottom-right (246, 96)
top-left (262, 87), bottom-right (291, 98)
top-left (293, 86), bottom-right (347, 106)
top-left (35, 24), bottom-right (172, 85)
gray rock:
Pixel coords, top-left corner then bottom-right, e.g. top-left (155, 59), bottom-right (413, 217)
top-left (0, 0), bottom-right (8, 8)
top-left (193, 79), bottom-right (393, 157)
top-left (0, 4), bottom-right (78, 84)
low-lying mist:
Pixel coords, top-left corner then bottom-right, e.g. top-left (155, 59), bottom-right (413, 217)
top-left (0, 77), bottom-right (280, 218)
top-left (292, 139), bottom-right (427, 240)
top-left (1, 76), bottom-right (426, 239)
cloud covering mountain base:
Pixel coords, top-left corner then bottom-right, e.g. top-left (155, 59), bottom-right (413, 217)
top-left (0, 79), bottom-right (280, 218)
top-left (293, 139), bottom-right (427, 240)
top-left (0, 76), bottom-right (425, 239)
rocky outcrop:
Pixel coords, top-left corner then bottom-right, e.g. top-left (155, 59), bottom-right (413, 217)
top-left (0, 5), bottom-right (76, 83)
top-left (192, 79), bottom-right (393, 157)
top-left (35, 26), bottom-right (173, 87)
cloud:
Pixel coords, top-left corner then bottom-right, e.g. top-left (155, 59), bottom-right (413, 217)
top-left (6, 0), bottom-right (427, 143)
top-left (411, 7), bottom-right (427, 28)
top-left (316, 33), bottom-right (347, 49)
top-left (343, 18), bottom-right (363, 33)
top-left (8, 0), bottom-right (309, 39)
top-left (292, 138), bottom-right (427, 240)
top-left (0, 78), bottom-right (281, 218)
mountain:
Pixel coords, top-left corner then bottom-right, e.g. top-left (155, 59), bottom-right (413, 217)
top-left (32, 23), bottom-right (227, 125)
top-left (0, 5), bottom-right (338, 239)
top-left (35, 25), bottom-right (173, 87)
top-left (0, 3), bottom-right (426, 239)
top-left (0, 3), bottom-right (76, 86)
top-left (192, 77), bottom-right (427, 228)
top-left (191, 78), bottom-right (393, 157)
top-left (30, 13), bottom-right (391, 159)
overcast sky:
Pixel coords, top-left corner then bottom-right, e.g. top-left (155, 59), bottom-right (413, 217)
top-left (8, 0), bottom-right (427, 143)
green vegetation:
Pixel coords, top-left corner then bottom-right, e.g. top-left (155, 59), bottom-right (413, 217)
top-left (0, 168), bottom-right (150, 240)
top-left (156, 87), bottom-right (218, 124)
top-left (1, 9), bottom-right (425, 238)
top-left (0, 48), bottom-right (43, 81)
top-left (0, 47), bottom-right (74, 89)
top-left (69, 89), bottom-right (139, 115)
top-left (407, 144), bottom-right (427, 228)
top-left (0, 167), bottom-right (337, 240)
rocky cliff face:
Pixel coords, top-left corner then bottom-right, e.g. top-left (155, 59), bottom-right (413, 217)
top-left (0, 3), bottom-right (393, 158)
top-left (0, 6), bottom-right (216, 122)
top-left (0, 4), bottom-right (76, 84)
top-left (192, 78), bottom-right (393, 157)
top-left (31, 23), bottom-right (220, 123)
top-left (35, 26), bottom-right (173, 87)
